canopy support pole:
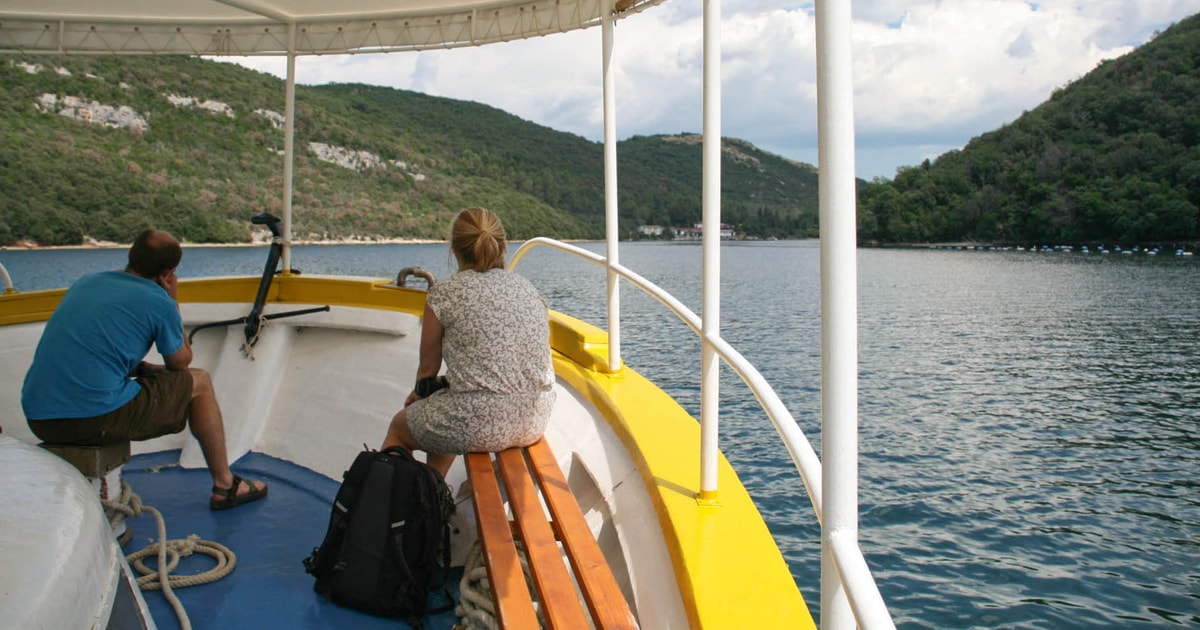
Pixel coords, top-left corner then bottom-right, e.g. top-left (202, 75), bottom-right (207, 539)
top-left (816, 0), bottom-right (860, 627)
top-left (281, 23), bottom-right (297, 272)
top-left (602, 0), bottom-right (622, 372)
top-left (697, 0), bottom-right (722, 503)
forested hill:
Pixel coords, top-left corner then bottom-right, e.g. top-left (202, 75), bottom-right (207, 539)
top-left (0, 54), bottom-right (819, 246)
top-left (858, 13), bottom-right (1200, 247)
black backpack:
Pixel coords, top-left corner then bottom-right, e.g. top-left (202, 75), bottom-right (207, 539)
top-left (303, 446), bottom-right (455, 624)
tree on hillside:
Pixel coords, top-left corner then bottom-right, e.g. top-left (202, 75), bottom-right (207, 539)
top-left (858, 13), bottom-right (1200, 247)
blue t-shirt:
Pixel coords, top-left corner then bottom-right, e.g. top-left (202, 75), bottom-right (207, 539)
top-left (21, 270), bottom-right (185, 420)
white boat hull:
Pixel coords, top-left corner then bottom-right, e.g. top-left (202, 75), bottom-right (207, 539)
top-left (0, 436), bottom-right (155, 629)
top-left (0, 274), bottom-right (810, 628)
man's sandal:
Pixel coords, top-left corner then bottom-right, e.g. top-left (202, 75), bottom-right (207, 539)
top-left (210, 474), bottom-right (268, 510)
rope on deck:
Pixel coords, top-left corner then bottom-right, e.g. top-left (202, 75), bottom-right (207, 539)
top-left (103, 480), bottom-right (238, 630)
top-left (455, 540), bottom-right (543, 630)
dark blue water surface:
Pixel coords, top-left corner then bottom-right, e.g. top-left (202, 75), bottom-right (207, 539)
top-left (3, 241), bottom-right (1198, 628)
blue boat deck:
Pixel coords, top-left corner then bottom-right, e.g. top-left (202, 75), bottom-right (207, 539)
top-left (119, 450), bottom-right (462, 630)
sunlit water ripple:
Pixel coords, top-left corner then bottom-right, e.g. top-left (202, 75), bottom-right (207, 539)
top-left (3, 241), bottom-right (1197, 628)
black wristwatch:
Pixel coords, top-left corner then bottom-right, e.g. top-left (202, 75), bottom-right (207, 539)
top-left (414, 375), bottom-right (448, 398)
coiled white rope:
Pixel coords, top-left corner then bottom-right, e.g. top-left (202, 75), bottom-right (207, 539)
top-left (102, 481), bottom-right (238, 630)
top-left (455, 540), bottom-right (543, 630)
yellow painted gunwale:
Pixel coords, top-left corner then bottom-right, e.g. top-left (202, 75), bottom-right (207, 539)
top-left (0, 274), bottom-right (815, 628)
top-left (548, 311), bottom-right (814, 629)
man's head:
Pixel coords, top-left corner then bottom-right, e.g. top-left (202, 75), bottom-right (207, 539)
top-left (127, 229), bottom-right (182, 280)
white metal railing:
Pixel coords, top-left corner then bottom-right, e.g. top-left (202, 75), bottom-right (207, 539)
top-left (508, 236), bottom-right (894, 627)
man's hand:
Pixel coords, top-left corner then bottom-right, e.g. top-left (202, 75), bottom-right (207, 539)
top-left (157, 269), bottom-right (179, 301)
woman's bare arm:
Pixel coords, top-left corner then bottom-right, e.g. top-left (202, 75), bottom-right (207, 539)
top-left (416, 303), bottom-right (444, 380)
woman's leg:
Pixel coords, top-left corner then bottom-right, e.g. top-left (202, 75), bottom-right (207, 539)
top-left (383, 408), bottom-right (456, 478)
top-left (426, 454), bottom-right (455, 479)
top-left (382, 408), bottom-right (420, 451)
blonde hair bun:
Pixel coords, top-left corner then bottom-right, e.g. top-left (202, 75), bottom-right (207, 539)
top-left (451, 207), bottom-right (507, 272)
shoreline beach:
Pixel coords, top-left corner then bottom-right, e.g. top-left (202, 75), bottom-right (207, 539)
top-left (1, 237), bottom-right (446, 251)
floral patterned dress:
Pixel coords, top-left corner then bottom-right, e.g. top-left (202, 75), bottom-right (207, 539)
top-left (407, 268), bottom-right (556, 454)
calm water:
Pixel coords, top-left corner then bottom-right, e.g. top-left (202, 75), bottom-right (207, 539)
top-left (3, 241), bottom-right (1198, 628)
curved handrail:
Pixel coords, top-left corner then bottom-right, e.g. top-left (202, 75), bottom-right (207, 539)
top-left (510, 237), bottom-right (893, 627)
top-left (510, 237), bottom-right (823, 512)
top-left (0, 262), bottom-right (15, 294)
top-left (396, 266), bottom-right (436, 289)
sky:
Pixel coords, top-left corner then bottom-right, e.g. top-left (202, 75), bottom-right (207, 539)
top-left (223, 0), bottom-right (1199, 181)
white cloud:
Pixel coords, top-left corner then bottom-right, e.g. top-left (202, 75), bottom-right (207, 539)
top-left (218, 0), bottom-right (1197, 180)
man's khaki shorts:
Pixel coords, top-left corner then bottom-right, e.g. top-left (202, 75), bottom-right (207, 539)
top-left (29, 370), bottom-right (193, 445)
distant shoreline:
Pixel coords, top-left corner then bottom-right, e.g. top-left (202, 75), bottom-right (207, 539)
top-left (0, 237), bottom-right (615, 251)
top-left (1, 238), bottom-right (446, 251)
top-left (7, 238), bottom-right (1195, 252)
top-left (870, 241), bottom-right (1199, 251)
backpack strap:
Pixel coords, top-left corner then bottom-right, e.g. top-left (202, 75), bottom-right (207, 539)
top-left (424, 517), bottom-right (455, 614)
top-left (430, 477), bottom-right (454, 591)
top-left (382, 445), bottom-right (410, 458)
top-left (384, 477), bottom-right (457, 620)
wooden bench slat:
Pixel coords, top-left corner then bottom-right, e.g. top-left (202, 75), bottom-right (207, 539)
top-left (467, 439), bottom-right (640, 630)
top-left (465, 452), bottom-right (541, 630)
top-left (496, 448), bottom-right (592, 630)
top-left (526, 439), bottom-right (640, 630)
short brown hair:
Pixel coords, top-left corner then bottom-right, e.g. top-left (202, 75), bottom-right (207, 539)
top-left (451, 208), bottom-right (506, 272)
top-left (127, 229), bottom-right (182, 278)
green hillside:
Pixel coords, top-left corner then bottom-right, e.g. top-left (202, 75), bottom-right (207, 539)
top-left (0, 54), bottom-right (818, 246)
top-left (857, 13), bottom-right (1200, 247)
top-left (618, 134), bottom-right (819, 237)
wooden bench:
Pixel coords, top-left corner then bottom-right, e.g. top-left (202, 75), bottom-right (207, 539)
top-left (39, 441), bottom-right (130, 478)
top-left (465, 438), bottom-right (639, 630)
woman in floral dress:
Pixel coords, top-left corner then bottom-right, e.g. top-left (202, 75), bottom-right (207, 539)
top-left (382, 207), bottom-right (555, 477)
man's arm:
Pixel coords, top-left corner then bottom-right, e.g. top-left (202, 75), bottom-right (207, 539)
top-left (157, 268), bottom-right (193, 371)
top-left (163, 342), bottom-right (192, 371)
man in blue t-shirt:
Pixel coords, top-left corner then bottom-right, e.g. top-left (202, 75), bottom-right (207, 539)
top-left (22, 229), bottom-right (267, 510)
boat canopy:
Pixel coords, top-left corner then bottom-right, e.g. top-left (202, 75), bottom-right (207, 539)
top-left (0, 0), bottom-right (661, 56)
